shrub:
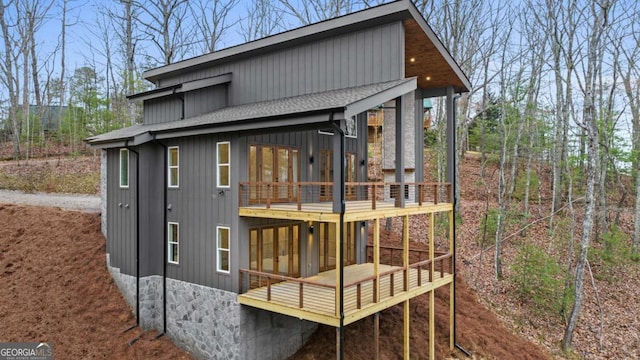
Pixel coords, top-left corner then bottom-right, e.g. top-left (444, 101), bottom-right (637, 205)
top-left (511, 243), bottom-right (565, 316)
top-left (589, 225), bottom-right (637, 282)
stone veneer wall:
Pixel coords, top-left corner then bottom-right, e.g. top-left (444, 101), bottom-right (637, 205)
top-left (106, 254), bottom-right (317, 359)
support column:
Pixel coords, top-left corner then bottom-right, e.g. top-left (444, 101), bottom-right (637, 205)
top-left (403, 215), bottom-right (409, 288)
top-left (446, 86), bottom-right (455, 185)
top-left (429, 289), bottom-right (435, 360)
top-left (403, 299), bottom-right (410, 359)
top-left (395, 96), bottom-right (405, 207)
top-left (374, 218), bottom-right (380, 302)
top-left (449, 209), bottom-right (455, 350)
top-left (374, 312), bottom-right (380, 360)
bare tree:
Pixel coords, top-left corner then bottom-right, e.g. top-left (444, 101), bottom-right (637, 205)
top-left (0, 0), bottom-right (21, 159)
top-left (189, 0), bottom-right (239, 53)
top-left (135, 0), bottom-right (191, 66)
top-left (562, 0), bottom-right (612, 350)
top-left (239, 0), bottom-right (282, 42)
top-left (277, 0), bottom-right (356, 25)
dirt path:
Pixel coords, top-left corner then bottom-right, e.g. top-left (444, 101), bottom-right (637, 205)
top-left (0, 189), bottom-right (100, 212)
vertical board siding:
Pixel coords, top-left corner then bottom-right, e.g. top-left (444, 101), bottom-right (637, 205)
top-left (143, 97), bottom-right (182, 125)
top-left (107, 148), bottom-right (136, 275)
top-left (156, 22), bottom-right (404, 107)
top-left (184, 84), bottom-right (227, 118)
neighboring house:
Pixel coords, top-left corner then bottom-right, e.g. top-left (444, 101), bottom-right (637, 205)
top-left (87, 1), bottom-right (470, 359)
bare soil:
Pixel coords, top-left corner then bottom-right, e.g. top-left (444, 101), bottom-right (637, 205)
top-left (0, 204), bottom-right (192, 359)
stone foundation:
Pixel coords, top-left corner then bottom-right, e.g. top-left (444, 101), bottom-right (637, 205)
top-left (106, 254), bottom-right (316, 359)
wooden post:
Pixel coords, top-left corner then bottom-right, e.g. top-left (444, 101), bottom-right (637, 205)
top-left (403, 215), bottom-right (409, 290)
top-left (335, 220), bottom-right (342, 317)
top-left (374, 218), bottom-right (380, 302)
top-left (429, 213), bottom-right (435, 281)
top-left (429, 289), bottom-right (435, 360)
top-left (449, 209), bottom-right (455, 350)
top-left (404, 299), bottom-right (410, 359)
top-left (374, 312), bottom-right (380, 360)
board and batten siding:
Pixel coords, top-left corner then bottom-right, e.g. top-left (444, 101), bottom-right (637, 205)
top-left (161, 134), bottom-right (238, 292)
top-left (157, 21), bottom-right (404, 107)
top-left (106, 148), bottom-right (137, 275)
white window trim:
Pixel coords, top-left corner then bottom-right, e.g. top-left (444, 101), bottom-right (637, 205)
top-left (168, 146), bottom-right (179, 188)
top-left (217, 225), bottom-right (230, 274)
top-left (168, 222), bottom-right (179, 265)
top-left (119, 148), bottom-right (129, 188)
top-left (217, 141), bottom-right (230, 188)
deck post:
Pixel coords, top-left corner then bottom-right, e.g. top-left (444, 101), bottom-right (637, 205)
top-left (449, 209), bottom-right (455, 350)
top-left (395, 95), bottom-right (405, 208)
top-left (429, 289), bottom-right (435, 360)
top-left (403, 215), bottom-right (409, 289)
top-left (429, 213), bottom-right (435, 280)
top-left (374, 312), bottom-right (380, 360)
top-left (374, 218), bottom-right (380, 302)
top-left (403, 299), bottom-right (410, 359)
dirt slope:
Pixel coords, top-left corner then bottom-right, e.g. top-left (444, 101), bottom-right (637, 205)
top-left (0, 204), bottom-right (192, 359)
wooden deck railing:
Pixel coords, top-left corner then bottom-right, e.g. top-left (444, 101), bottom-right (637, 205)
top-left (239, 253), bottom-right (453, 312)
top-left (238, 181), bottom-right (452, 209)
top-left (239, 269), bottom-right (334, 308)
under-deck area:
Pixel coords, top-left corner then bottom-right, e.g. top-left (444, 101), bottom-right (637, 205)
top-left (238, 260), bottom-right (452, 327)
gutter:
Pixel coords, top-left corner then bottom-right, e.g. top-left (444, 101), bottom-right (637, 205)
top-left (153, 135), bottom-right (169, 338)
top-left (331, 116), bottom-right (346, 360)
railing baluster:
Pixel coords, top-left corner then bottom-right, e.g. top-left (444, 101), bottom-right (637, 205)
top-left (390, 273), bottom-right (394, 297)
top-left (372, 183), bottom-right (377, 210)
top-left (429, 261), bottom-right (433, 282)
top-left (266, 184), bottom-right (271, 209)
top-left (433, 183), bottom-right (438, 205)
top-left (417, 265), bottom-right (422, 286)
top-left (373, 278), bottom-right (378, 302)
top-left (297, 184), bottom-right (302, 210)
top-left (403, 269), bottom-right (408, 291)
top-left (357, 283), bottom-right (362, 309)
top-left (418, 184), bottom-right (423, 205)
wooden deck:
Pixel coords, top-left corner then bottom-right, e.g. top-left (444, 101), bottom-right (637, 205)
top-left (238, 263), bottom-right (453, 327)
top-left (239, 200), bottom-right (453, 222)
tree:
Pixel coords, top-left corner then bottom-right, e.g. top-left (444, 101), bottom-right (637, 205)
top-left (239, 0), bottom-right (282, 42)
top-left (135, 0), bottom-right (191, 66)
top-left (562, 0), bottom-right (612, 350)
top-left (0, 0), bottom-right (21, 159)
top-left (189, 0), bottom-right (239, 53)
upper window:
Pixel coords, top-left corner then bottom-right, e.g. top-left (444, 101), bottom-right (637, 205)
top-left (119, 149), bottom-right (129, 188)
top-left (168, 146), bottom-right (179, 188)
top-left (168, 222), bottom-right (179, 264)
top-left (217, 142), bottom-right (230, 188)
top-left (217, 226), bottom-right (230, 273)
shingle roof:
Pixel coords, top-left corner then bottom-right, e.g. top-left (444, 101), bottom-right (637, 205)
top-left (87, 78), bottom-right (415, 146)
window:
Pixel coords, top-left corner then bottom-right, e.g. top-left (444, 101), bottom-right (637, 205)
top-left (217, 142), bottom-right (230, 188)
top-left (168, 222), bottom-right (179, 264)
top-left (168, 146), bottom-right (179, 188)
top-left (217, 226), bottom-right (230, 273)
top-left (119, 149), bottom-right (129, 188)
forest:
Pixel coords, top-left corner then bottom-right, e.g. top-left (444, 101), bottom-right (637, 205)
top-left (0, 0), bottom-right (639, 356)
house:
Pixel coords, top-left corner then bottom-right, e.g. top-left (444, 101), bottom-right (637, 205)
top-left (87, 1), bottom-right (470, 359)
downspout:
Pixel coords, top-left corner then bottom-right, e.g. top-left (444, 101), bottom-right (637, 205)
top-left (124, 141), bottom-right (140, 330)
top-left (153, 134), bottom-right (168, 338)
top-left (452, 94), bottom-right (471, 357)
top-left (173, 87), bottom-right (185, 120)
top-left (331, 116), bottom-right (346, 360)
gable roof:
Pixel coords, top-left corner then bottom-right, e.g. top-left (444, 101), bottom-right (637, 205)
top-left (87, 78), bottom-right (417, 148)
top-left (143, 0), bottom-right (470, 93)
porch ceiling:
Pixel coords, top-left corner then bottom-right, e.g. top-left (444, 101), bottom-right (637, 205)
top-left (404, 19), bottom-right (470, 93)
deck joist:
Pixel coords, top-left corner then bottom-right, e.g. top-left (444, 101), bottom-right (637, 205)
top-left (238, 263), bottom-right (453, 327)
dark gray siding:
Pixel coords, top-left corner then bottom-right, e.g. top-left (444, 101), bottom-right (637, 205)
top-left (157, 22), bottom-right (405, 106)
top-left (106, 148), bottom-right (137, 275)
top-left (143, 97), bottom-right (182, 124)
top-left (184, 84), bottom-right (228, 119)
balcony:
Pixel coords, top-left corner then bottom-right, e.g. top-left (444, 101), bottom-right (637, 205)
top-left (238, 246), bottom-right (453, 326)
top-left (238, 182), bottom-right (453, 222)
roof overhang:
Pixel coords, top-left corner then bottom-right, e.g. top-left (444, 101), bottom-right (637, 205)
top-left (87, 78), bottom-right (416, 149)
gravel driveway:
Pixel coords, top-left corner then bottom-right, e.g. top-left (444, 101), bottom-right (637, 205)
top-left (0, 189), bottom-right (100, 212)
